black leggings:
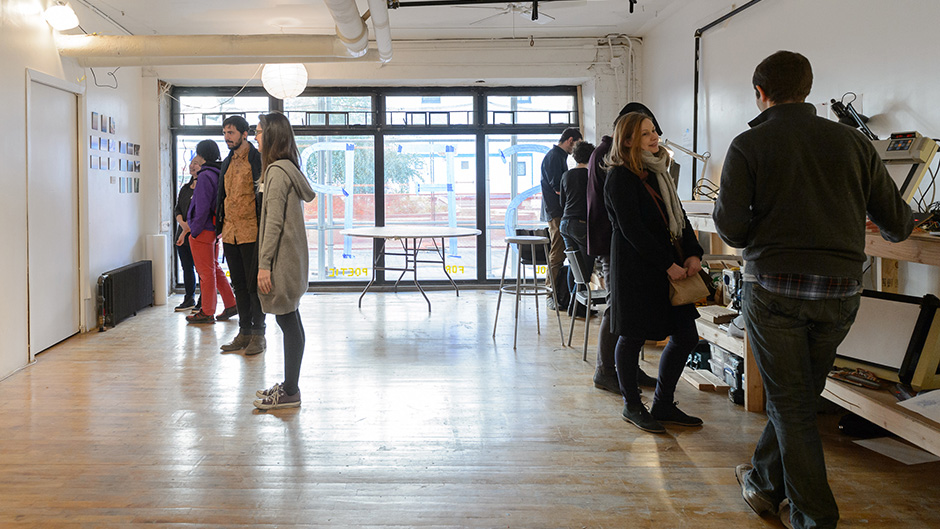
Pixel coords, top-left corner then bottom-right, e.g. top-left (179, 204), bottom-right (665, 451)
top-left (177, 240), bottom-right (197, 300)
top-left (276, 310), bottom-right (305, 396)
top-left (614, 313), bottom-right (699, 406)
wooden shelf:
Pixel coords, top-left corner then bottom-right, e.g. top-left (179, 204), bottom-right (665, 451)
top-left (823, 378), bottom-right (940, 457)
top-left (866, 229), bottom-right (940, 266)
top-left (692, 217), bottom-right (940, 449)
top-left (694, 318), bottom-right (764, 412)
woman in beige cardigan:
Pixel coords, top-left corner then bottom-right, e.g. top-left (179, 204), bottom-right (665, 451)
top-left (252, 113), bottom-right (316, 410)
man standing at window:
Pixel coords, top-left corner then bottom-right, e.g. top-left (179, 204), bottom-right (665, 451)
top-left (541, 127), bottom-right (582, 309)
top-left (714, 50), bottom-right (913, 529)
top-left (216, 116), bottom-right (267, 355)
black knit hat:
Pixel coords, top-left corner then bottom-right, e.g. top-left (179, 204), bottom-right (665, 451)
top-left (617, 102), bottom-right (663, 136)
top-left (196, 139), bottom-right (220, 163)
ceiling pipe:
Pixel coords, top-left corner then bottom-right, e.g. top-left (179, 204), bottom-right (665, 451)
top-left (58, 0), bottom-right (392, 67)
top-left (366, 0), bottom-right (394, 62)
top-left (322, 0), bottom-right (370, 58)
top-left (56, 34), bottom-right (379, 67)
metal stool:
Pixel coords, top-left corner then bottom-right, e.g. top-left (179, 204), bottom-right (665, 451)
top-left (492, 235), bottom-right (565, 349)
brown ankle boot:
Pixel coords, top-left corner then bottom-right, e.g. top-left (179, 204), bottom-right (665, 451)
top-left (244, 335), bottom-right (266, 356)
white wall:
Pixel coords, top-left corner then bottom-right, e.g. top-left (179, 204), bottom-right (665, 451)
top-left (0, 0), bottom-right (149, 378)
top-left (83, 67), bottom-right (151, 324)
top-left (642, 0), bottom-right (940, 296)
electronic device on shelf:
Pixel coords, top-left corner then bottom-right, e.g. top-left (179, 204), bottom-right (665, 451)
top-left (872, 131), bottom-right (938, 203)
top-left (835, 290), bottom-right (940, 390)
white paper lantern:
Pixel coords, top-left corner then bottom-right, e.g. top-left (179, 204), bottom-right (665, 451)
top-left (43, 3), bottom-right (79, 31)
top-left (261, 63), bottom-right (307, 100)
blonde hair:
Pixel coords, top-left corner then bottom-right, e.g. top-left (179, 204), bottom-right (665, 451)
top-left (604, 112), bottom-right (653, 175)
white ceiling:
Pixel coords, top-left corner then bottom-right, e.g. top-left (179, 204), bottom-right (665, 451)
top-left (69, 0), bottom-right (684, 40)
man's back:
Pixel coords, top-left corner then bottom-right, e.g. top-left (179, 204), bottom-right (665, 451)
top-left (714, 102), bottom-right (913, 280)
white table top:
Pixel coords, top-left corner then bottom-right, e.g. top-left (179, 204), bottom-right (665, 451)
top-left (341, 225), bottom-right (482, 239)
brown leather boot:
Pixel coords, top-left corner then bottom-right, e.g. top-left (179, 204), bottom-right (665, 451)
top-left (244, 335), bottom-right (266, 356)
top-left (220, 332), bottom-right (250, 352)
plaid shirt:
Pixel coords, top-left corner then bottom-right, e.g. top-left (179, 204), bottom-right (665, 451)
top-left (756, 273), bottom-right (860, 300)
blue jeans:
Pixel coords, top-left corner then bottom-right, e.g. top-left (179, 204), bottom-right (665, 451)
top-left (741, 282), bottom-right (860, 529)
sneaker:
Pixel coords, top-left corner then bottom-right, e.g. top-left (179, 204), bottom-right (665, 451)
top-left (779, 499), bottom-right (793, 529)
top-left (621, 402), bottom-right (666, 433)
top-left (244, 335), bottom-right (266, 356)
top-left (191, 305), bottom-right (201, 314)
top-left (175, 298), bottom-right (195, 312)
top-left (216, 306), bottom-right (238, 321)
top-left (650, 401), bottom-right (703, 426)
top-left (185, 311), bottom-right (215, 324)
top-left (254, 387), bottom-right (301, 410)
top-left (735, 464), bottom-right (778, 516)
top-left (220, 332), bottom-right (250, 352)
top-left (637, 369), bottom-right (658, 388)
top-left (546, 297), bottom-right (557, 311)
top-left (256, 382), bottom-right (282, 399)
top-left (593, 370), bottom-right (621, 394)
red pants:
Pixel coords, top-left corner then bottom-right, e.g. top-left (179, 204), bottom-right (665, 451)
top-left (189, 230), bottom-right (236, 316)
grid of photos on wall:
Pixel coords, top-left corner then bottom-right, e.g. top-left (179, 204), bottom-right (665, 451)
top-left (90, 111), bottom-right (141, 193)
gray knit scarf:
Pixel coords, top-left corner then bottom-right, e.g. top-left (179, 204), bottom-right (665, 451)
top-left (641, 149), bottom-right (683, 239)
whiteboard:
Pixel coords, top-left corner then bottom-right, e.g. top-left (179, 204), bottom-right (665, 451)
top-left (837, 295), bottom-right (922, 370)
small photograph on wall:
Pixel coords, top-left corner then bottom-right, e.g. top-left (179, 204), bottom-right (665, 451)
top-left (91, 112), bottom-right (99, 130)
top-left (110, 139), bottom-right (116, 152)
top-left (119, 177), bottom-right (125, 193)
top-left (98, 137), bottom-right (106, 150)
top-left (119, 141), bottom-right (125, 154)
top-left (135, 161), bottom-right (141, 172)
top-left (90, 155), bottom-right (98, 170)
top-left (101, 114), bottom-right (108, 133)
top-left (108, 158), bottom-right (114, 170)
top-left (134, 178), bottom-right (139, 193)
top-left (110, 175), bottom-right (116, 184)
top-left (134, 144), bottom-right (140, 156)
top-left (119, 159), bottom-right (125, 171)
top-left (109, 117), bottom-right (115, 134)
top-left (90, 136), bottom-right (97, 150)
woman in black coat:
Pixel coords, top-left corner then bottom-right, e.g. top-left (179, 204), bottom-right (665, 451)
top-left (604, 112), bottom-right (704, 433)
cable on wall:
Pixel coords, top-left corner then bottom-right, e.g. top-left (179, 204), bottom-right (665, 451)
top-left (691, 0), bottom-right (765, 197)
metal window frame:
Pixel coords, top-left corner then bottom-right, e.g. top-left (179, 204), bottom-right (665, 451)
top-left (170, 85), bottom-right (579, 288)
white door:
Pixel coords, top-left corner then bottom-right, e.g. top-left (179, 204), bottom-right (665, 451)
top-left (28, 80), bottom-right (80, 355)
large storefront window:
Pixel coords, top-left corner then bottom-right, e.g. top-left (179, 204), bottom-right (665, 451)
top-left (484, 134), bottom-right (561, 280)
top-left (385, 134), bottom-right (477, 281)
top-left (171, 87), bottom-right (578, 286)
top-left (296, 135), bottom-right (375, 282)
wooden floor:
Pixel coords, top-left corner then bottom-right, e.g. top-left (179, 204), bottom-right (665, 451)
top-left (2, 290), bottom-right (938, 528)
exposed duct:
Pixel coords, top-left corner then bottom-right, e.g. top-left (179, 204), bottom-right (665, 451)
top-left (58, 0), bottom-right (393, 67)
top-left (366, 0), bottom-right (394, 62)
top-left (56, 34), bottom-right (380, 67)
top-left (322, 0), bottom-right (370, 58)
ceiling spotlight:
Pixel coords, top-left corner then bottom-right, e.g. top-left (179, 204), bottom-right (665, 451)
top-left (43, 2), bottom-right (79, 31)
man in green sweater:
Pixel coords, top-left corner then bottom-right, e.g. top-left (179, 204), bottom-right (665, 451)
top-left (714, 50), bottom-right (913, 529)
